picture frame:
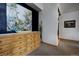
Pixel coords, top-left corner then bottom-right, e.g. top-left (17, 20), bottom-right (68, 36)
top-left (64, 20), bottom-right (76, 28)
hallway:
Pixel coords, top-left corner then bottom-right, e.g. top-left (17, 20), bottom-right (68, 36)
top-left (28, 39), bottom-right (79, 56)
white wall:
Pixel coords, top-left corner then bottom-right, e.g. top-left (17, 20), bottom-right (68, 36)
top-left (27, 3), bottom-right (58, 46)
top-left (58, 3), bottom-right (79, 14)
top-left (59, 11), bottom-right (79, 41)
top-left (40, 3), bottom-right (58, 46)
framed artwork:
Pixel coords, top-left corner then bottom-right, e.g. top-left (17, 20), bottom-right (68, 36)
top-left (64, 20), bottom-right (76, 28)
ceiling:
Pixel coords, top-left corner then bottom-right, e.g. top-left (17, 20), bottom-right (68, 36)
top-left (58, 3), bottom-right (79, 14)
top-left (26, 3), bottom-right (79, 15)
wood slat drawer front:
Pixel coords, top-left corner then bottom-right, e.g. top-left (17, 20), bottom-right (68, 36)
top-left (27, 39), bottom-right (33, 44)
top-left (34, 40), bottom-right (40, 44)
top-left (34, 36), bottom-right (40, 42)
top-left (0, 39), bottom-right (12, 45)
top-left (27, 45), bottom-right (35, 51)
top-left (35, 42), bottom-right (41, 48)
top-left (12, 49), bottom-right (26, 56)
top-left (0, 35), bottom-right (15, 40)
top-left (12, 47), bottom-right (26, 56)
top-left (12, 46), bottom-right (26, 51)
top-left (12, 41), bottom-right (26, 48)
top-left (34, 35), bottom-right (40, 40)
top-left (0, 32), bottom-right (40, 55)
top-left (0, 45), bottom-right (11, 53)
top-left (0, 50), bottom-right (11, 56)
top-left (27, 41), bottom-right (34, 46)
top-left (33, 32), bottom-right (40, 37)
top-left (14, 35), bottom-right (25, 41)
top-left (34, 45), bottom-right (39, 49)
top-left (26, 34), bottom-right (34, 39)
top-left (26, 46), bottom-right (32, 52)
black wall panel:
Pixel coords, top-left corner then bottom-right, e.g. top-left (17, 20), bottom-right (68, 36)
top-left (0, 3), bottom-right (6, 33)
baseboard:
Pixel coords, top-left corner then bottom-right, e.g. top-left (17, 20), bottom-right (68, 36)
top-left (59, 37), bottom-right (79, 43)
top-left (42, 41), bottom-right (58, 47)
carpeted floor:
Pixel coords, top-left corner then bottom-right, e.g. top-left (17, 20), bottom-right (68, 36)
top-left (28, 39), bottom-right (79, 56)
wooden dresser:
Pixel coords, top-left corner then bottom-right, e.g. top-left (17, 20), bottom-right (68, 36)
top-left (0, 32), bottom-right (40, 56)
